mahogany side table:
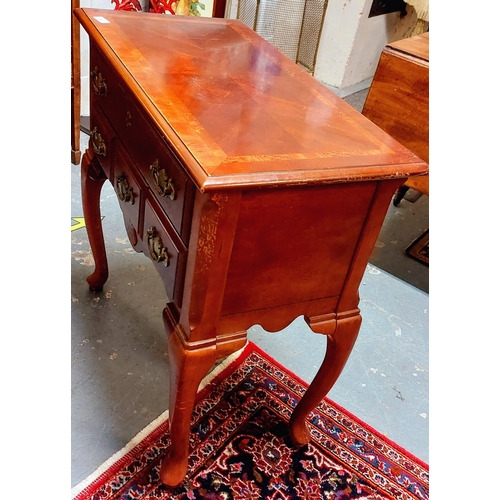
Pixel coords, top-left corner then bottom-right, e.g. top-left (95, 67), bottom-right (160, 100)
top-left (74, 8), bottom-right (428, 487)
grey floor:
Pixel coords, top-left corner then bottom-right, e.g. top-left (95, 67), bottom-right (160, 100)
top-left (71, 89), bottom-right (429, 488)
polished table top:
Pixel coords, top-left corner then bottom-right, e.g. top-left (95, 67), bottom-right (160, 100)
top-left (75, 9), bottom-right (427, 191)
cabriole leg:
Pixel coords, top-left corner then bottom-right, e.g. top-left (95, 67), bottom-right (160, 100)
top-left (289, 312), bottom-right (362, 447)
top-left (81, 148), bottom-right (109, 291)
top-left (159, 310), bottom-right (217, 487)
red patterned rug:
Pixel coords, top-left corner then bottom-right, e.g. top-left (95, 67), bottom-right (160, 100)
top-left (72, 342), bottom-right (429, 499)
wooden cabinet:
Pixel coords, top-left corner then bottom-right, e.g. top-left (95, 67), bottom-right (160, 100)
top-left (74, 8), bottom-right (428, 488)
top-left (362, 32), bottom-right (429, 203)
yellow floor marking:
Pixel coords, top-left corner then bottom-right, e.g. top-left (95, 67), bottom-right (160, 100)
top-left (71, 217), bottom-right (104, 231)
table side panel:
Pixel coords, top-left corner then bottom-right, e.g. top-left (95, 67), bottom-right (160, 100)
top-left (220, 182), bottom-right (377, 318)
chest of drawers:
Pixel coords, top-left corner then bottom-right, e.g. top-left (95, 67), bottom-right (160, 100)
top-left (75, 8), bottom-right (428, 487)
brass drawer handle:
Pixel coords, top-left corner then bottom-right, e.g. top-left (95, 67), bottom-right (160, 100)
top-left (150, 160), bottom-right (176, 200)
top-left (116, 173), bottom-right (135, 204)
top-left (91, 67), bottom-right (108, 96)
top-left (147, 227), bottom-right (170, 266)
top-left (90, 127), bottom-right (106, 156)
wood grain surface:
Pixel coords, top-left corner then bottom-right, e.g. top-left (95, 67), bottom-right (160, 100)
top-left (74, 8), bottom-right (428, 191)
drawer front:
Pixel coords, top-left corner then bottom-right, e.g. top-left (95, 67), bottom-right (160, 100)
top-left (89, 101), bottom-right (116, 180)
top-left (90, 46), bottom-right (194, 244)
top-left (89, 48), bottom-right (124, 132)
top-left (114, 144), bottom-right (143, 248)
top-left (133, 132), bottom-right (194, 245)
top-left (143, 197), bottom-right (188, 308)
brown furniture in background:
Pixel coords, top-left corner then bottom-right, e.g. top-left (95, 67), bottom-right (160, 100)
top-left (74, 8), bottom-right (427, 487)
top-left (212, 0), bottom-right (227, 17)
top-left (71, 0), bottom-right (81, 165)
top-left (362, 32), bottom-right (429, 205)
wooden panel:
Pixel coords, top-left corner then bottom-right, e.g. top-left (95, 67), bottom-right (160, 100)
top-left (362, 32), bottom-right (429, 196)
top-left (220, 182), bottom-right (377, 317)
top-left (74, 8), bottom-right (428, 191)
top-left (362, 48), bottom-right (428, 164)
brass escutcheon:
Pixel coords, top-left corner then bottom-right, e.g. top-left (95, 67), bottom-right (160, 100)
top-left (116, 173), bottom-right (135, 204)
top-left (90, 127), bottom-right (106, 156)
top-left (125, 111), bottom-right (132, 127)
top-left (147, 227), bottom-right (170, 266)
top-left (150, 160), bottom-right (176, 200)
top-left (91, 67), bottom-right (107, 96)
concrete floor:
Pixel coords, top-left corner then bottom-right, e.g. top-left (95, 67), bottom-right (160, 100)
top-left (71, 89), bottom-right (429, 488)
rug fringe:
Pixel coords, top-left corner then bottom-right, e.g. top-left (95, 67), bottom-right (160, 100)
top-left (71, 341), bottom-right (249, 499)
top-left (71, 410), bottom-right (170, 498)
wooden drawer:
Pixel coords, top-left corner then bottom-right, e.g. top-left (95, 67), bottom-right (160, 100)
top-left (89, 101), bottom-right (116, 180)
top-left (113, 143), bottom-right (143, 249)
top-left (89, 48), bottom-right (124, 130)
top-left (90, 46), bottom-right (194, 244)
top-left (143, 197), bottom-right (188, 308)
top-left (132, 128), bottom-right (194, 246)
